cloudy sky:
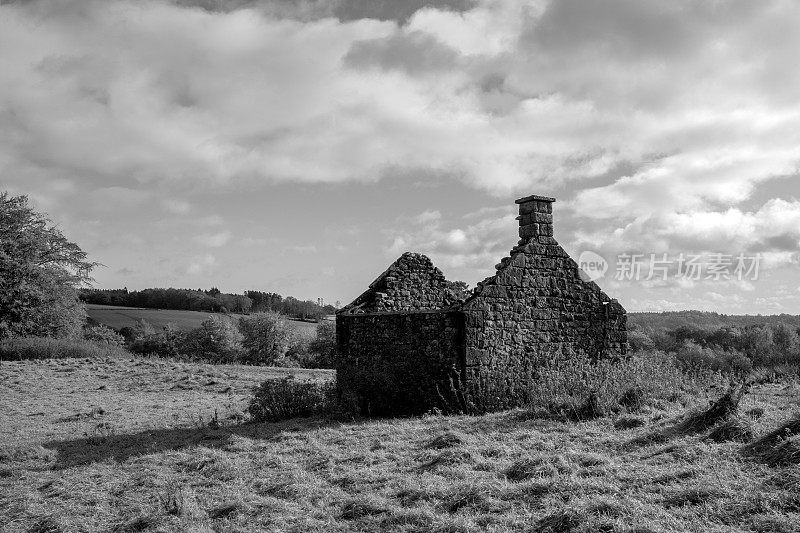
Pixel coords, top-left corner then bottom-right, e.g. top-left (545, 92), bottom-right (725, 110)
top-left (2, 0), bottom-right (800, 313)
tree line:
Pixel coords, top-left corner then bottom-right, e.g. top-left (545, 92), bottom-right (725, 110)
top-left (628, 321), bottom-right (800, 374)
top-left (80, 287), bottom-right (337, 320)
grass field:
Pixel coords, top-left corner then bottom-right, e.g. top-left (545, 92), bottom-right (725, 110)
top-left (85, 304), bottom-right (318, 338)
top-left (2, 356), bottom-right (800, 532)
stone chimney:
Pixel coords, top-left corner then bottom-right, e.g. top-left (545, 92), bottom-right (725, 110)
top-left (515, 194), bottom-right (555, 241)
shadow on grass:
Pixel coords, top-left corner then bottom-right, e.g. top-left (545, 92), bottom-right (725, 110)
top-left (42, 417), bottom-right (335, 470)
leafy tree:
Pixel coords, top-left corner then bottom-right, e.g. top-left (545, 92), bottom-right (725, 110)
top-left (627, 329), bottom-right (655, 352)
top-left (0, 193), bottom-right (96, 340)
top-left (445, 280), bottom-right (471, 302)
top-left (238, 311), bottom-right (293, 365)
top-left (308, 320), bottom-right (336, 368)
top-left (182, 315), bottom-right (243, 363)
top-left (771, 322), bottom-right (800, 363)
top-left (739, 325), bottom-right (775, 365)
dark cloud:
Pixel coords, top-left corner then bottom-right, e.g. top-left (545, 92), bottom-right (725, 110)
top-left (528, 0), bottom-right (695, 59)
top-left (334, 0), bottom-right (476, 24)
top-left (170, 0), bottom-right (476, 23)
top-left (344, 30), bottom-right (459, 74)
top-left (755, 234), bottom-right (800, 253)
top-left (526, 0), bottom-right (765, 60)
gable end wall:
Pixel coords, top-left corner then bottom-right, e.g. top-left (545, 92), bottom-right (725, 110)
top-left (460, 238), bottom-right (627, 411)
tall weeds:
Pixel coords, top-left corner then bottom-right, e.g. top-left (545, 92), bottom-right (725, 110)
top-left (0, 337), bottom-right (130, 361)
top-left (527, 350), bottom-right (726, 417)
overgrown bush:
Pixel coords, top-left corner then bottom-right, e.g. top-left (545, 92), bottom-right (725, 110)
top-left (83, 324), bottom-right (125, 346)
top-left (131, 318), bottom-right (156, 340)
top-left (238, 312), bottom-right (293, 365)
top-left (182, 315), bottom-right (243, 363)
top-left (248, 377), bottom-right (335, 421)
top-left (129, 324), bottom-right (184, 359)
top-left (0, 336), bottom-right (129, 361)
top-left (675, 340), bottom-right (752, 375)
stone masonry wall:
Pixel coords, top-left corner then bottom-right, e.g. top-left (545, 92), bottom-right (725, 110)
top-left (344, 252), bottom-right (460, 313)
top-left (460, 195), bottom-right (627, 411)
top-left (336, 310), bottom-right (464, 416)
top-left (336, 195), bottom-right (627, 416)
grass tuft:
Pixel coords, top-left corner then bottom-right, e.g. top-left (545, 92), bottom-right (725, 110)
top-left (677, 382), bottom-right (747, 433)
top-left (614, 415), bottom-right (646, 430)
top-left (113, 515), bottom-right (156, 532)
top-left (28, 516), bottom-right (63, 533)
top-left (424, 431), bottom-right (463, 449)
top-left (418, 450), bottom-right (472, 471)
top-left (339, 498), bottom-right (391, 520)
top-left (706, 416), bottom-right (755, 443)
top-left (504, 456), bottom-right (565, 482)
top-left (534, 508), bottom-right (584, 532)
top-left (663, 486), bottom-right (720, 507)
top-left (618, 387), bottom-right (646, 411)
top-left (207, 500), bottom-right (241, 519)
top-left (744, 414), bottom-right (800, 465)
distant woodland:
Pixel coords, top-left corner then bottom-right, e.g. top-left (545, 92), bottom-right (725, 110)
top-left (79, 287), bottom-right (336, 320)
top-left (628, 311), bottom-right (800, 330)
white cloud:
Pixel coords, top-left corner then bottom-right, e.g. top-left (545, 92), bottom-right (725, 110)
top-left (197, 214), bottom-right (225, 227)
top-left (413, 209), bottom-right (442, 224)
top-left (3, 0), bottom-right (800, 312)
top-left (3, 0), bottom-right (800, 207)
top-left (388, 208), bottom-right (516, 269)
top-left (240, 236), bottom-right (269, 246)
top-left (163, 198), bottom-right (191, 214)
top-left (186, 253), bottom-right (216, 275)
top-left (574, 198), bottom-right (800, 268)
top-left (289, 244), bottom-right (318, 253)
top-left (193, 230), bottom-right (231, 247)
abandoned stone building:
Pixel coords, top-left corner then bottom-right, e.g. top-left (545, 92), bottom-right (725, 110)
top-left (336, 195), bottom-right (627, 416)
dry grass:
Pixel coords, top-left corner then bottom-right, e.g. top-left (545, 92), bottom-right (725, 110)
top-left (2, 357), bottom-right (800, 532)
top-left (0, 354), bottom-right (332, 447)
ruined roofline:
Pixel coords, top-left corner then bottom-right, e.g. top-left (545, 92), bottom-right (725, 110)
top-left (338, 251), bottom-right (461, 314)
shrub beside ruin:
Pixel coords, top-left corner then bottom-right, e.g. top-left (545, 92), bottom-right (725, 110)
top-left (248, 377), bottom-right (335, 422)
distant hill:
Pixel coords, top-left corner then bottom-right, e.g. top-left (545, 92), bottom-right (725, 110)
top-left (628, 311), bottom-right (800, 331)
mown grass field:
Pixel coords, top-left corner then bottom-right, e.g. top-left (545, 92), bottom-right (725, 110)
top-left (2, 356), bottom-right (800, 532)
top-left (85, 304), bottom-right (318, 338)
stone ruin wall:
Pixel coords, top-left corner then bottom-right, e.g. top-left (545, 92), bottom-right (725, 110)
top-left (336, 195), bottom-right (627, 416)
top-left (336, 310), bottom-right (464, 416)
top-left (460, 196), bottom-right (627, 411)
top-left (344, 253), bottom-right (459, 313)
top-left (336, 253), bottom-right (466, 415)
